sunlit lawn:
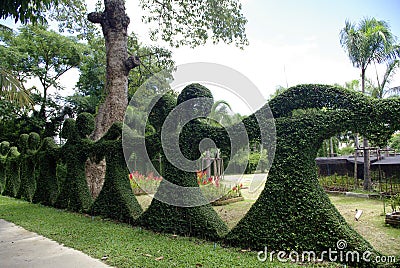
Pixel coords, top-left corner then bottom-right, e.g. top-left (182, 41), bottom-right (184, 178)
top-left (1, 174), bottom-right (399, 267)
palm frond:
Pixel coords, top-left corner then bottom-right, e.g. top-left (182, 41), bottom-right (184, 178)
top-left (0, 67), bottom-right (33, 108)
top-left (386, 86), bottom-right (400, 97)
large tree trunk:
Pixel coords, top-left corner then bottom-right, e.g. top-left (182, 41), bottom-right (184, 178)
top-left (361, 68), bottom-right (371, 190)
top-left (87, 0), bottom-right (139, 197)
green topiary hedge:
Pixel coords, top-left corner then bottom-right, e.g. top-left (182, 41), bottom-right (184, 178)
top-left (17, 133), bottom-right (38, 201)
top-left (32, 137), bottom-right (59, 206)
top-left (0, 141), bottom-right (10, 194)
top-left (54, 113), bottom-right (94, 212)
top-left (3, 146), bottom-right (20, 197)
top-left (223, 84), bottom-right (400, 266)
top-left (91, 122), bottom-right (143, 223)
top-left (136, 84), bottom-right (229, 240)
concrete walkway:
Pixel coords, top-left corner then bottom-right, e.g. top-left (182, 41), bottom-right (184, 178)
top-left (0, 219), bottom-right (111, 268)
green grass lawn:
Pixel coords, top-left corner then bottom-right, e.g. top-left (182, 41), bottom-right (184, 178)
top-left (1, 185), bottom-right (399, 267)
top-left (1, 196), bottom-right (338, 268)
top-left (328, 195), bottom-right (400, 256)
top-left (211, 188), bottom-right (400, 257)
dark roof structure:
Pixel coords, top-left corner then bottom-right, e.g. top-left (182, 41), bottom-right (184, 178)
top-left (371, 155), bottom-right (400, 166)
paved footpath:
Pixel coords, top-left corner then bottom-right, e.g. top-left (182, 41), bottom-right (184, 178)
top-left (0, 219), bottom-right (111, 268)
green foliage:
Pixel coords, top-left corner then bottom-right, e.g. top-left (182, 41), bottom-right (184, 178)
top-left (140, 0), bottom-right (248, 48)
top-left (0, 141), bottom-right (10, 193)
top-left (54, 114), bottom-right (94, 212)
top-left (137, 84), bottom-right (229, 240)
top-left (338, 145), bottom-right (355, 156)
top-left (388, 194), bottom-right (400, 212)
top-left (91, 123), bottom-right (143, 223)
top-left (127, 33), bottom-right (175, 97)
top-left (224, 84), bottom-right (400, 266)
top-left (3, 146), bottom-right (20, 197)
top-left (16, 133), bottom-right (37, 201)
top-left (0, 66), bottom-right (33, 108)
top-left (340, 18), bottom-right (398, 71)
top-left (389, 132), bottom-right (400, 150)
top-left (66, 37), bottom-right (106, 114)
top-left (0, 0), bottom-right (56, 24)
top-left (32, 137), bottom-right (59, 206)
top-left (67, 33), bottom-right (175, 115)
top-left (317, 137), bottom-right (339, 157)
top-left (0, 24), bottom-right (85, 126)
top-left (319, 174), bottom-right (357, 191)
top-left (148, 92), bottom-right (176, 132)
top-left (76, 112), bottom-right (95, 137)
top-left (0, 196), bottom-right (297, 268)
top-left (177, 83), bottom-right (214, 118)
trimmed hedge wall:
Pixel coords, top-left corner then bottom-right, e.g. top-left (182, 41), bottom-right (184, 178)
top-left (0, 141), bottom-right (10, 194)
top-left (17, 133), bottom-right (38, 201)
top-left (1, 83), bottom-right (400, 267)
top-left (91, 122), bottom-right (143, 223)
top-left (54, 113), bottom-right (94, 212)
top-left (136, 84), bottom-right (229, 240)
top-left (32, 137), bottom-right (59, 206)
top-left (3, 146), bottom-right (20, 197)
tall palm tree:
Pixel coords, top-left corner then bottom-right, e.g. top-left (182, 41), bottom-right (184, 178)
top-left (0, 66), bottom-right (32, 108)
top-left (340, 17), bottom-right (400, 190)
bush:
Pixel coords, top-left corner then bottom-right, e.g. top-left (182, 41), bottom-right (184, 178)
top-left (3, 147), bottom-right (20, 197)
top-left (223, 84), bottom-right (399, 266)
top-left (17, 133), bottom-right (38, 201)
top-left (32, 137), bottom-right (59, 206)
top-left (54, 114), bottom-right (94, 212)
top-left (0, 141), bottom-right (10, 194)
top-left (137, 84), bottom-right (228, 240)
top-left (91, 123), bottom-right (143, 223)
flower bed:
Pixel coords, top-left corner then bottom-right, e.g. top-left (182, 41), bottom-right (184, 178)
top-left (129, 171), bottom-right (162, 195)
top-left (196, 170), bottom-right (244, 205)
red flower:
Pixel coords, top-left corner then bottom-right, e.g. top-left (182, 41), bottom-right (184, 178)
top-left (232, 186), bottom-right (237, 191)
top-left (208, 177), bottom-right (213, 182)
top-left (239, 183), bottom-right (243, 188)
top-left (129, 173), bottom-right (133, 180)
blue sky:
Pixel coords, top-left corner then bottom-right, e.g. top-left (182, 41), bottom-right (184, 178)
top-left (2, 0), bottom-right (400, 114)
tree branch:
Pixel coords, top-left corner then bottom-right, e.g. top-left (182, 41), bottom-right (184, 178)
top-left (88, 12), bottom-right (104, 24)
top-left (125, 55), bottom-right (140, 73)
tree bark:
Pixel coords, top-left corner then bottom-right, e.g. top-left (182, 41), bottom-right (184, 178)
top-left (88, 0), bottom-right (139, 140)
top-left (87, 0), bottom-right (139, 197)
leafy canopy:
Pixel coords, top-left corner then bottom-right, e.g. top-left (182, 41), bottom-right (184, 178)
top-left (139, 0), bottom-right (248, 48)
top-left (0, 0), bottom-right (56, 24)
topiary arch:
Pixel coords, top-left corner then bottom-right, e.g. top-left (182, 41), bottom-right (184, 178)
top-left (135, 83), bottom-right (399, 266)
top-left (223, 84), bottom-right (400, 266)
